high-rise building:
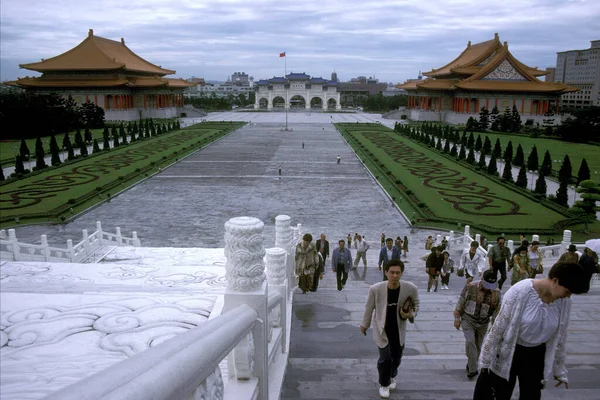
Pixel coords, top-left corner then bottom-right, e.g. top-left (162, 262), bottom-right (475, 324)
top-left (555, 40), bottom-right (600, 109)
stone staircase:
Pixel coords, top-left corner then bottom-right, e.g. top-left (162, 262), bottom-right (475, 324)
top-left (282, 252), bottom-right (600, 399)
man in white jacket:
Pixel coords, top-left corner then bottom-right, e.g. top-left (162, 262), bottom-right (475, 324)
top-left (360, 259), bottom-right (419, 399)
top-left (459, 241), bottom-right (486, 283)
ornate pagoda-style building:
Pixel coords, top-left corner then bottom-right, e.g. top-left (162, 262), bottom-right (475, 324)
top-left (6, 29), bottom-right (195, 121)
top-left (397, 33), bottom-right (578, 124)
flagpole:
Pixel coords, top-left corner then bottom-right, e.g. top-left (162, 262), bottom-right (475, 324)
top-left (284, 52), bottom-right (288, 131)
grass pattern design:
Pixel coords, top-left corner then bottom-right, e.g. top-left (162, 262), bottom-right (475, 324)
top-left (369, 132), bottom-right (523, 216)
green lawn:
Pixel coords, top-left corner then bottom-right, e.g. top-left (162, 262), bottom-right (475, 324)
top-left (336, 123), bottom-right (575, 236)
top-left (464, 131), bottom-right (600, 180)
top-left (0, 119), bottom-right (179, 167)
top-left (0, 122), bottom-right (245, 227)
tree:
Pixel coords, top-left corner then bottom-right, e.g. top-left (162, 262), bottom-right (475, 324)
top-left (19, 138), bottom-right (30, 160)
top-left (435, 138), bottom-right (442, 151)
top-left (540, 150), bottom-right (552, 176)
top-left (79, 141), bottom-right (88, 157)
top-left (67, 142), bottom-right (76, 161)
top-left (478, 151), bottom-right (487, 169)
top-left (511, 105), bottom-right (522, 132)
top-left (554, 106), bottom-right (600, 144)
top-left (577, 158), bottom-right (591, 184)
top-left (74, 129), bottom-right (83, 148)
top-left (450, 143), bottom-right (458, 157)
top-left (558, 154), bottom-right (572, 184)
top-left (534, 174), bottom-right (547, 197)
top-left (80, 101), bottom-right (105, 128)
top-left (513, 144), bottom-right (525, 166)
top-left (499, 107), bottom-right (512, 132)
top-left (460, 131), bottom-right (468, 147)
top-left (84, 127), bottom-right (93, 144)
top-left (34, 137), bottom-right (47, 170)
top-left (503, 141), bottom-right (513, 163)
top-left (467, 132), bottom-right (475, 148)
top-left (92, 139), bottom-right (101, 154)
top-left (555, 181), bottom-right (569, 207)
top-left (50, 135), bottom-right (61, 166)
top-left (572, 180), bottom-right (600, 233)
top-left (120, 123), bottom-right (128, 145)
top-left (62, 132), bottom-right (72, 150)
top-left (0, 164), bottom-right (4, 181)
top-left (492, 138), bottom-right (502, 157)
top-left (458, 144), bottom-right (466, 160)
top-left (443, 138), bottom-right (450, 153)
top-left (466, 147), bottom-right (476, 164)
top-left (103, 127), bottom-right (110, 150)
top-left (483, 136), bottom-right (492, 154)
top-left (515, 164), bottom-right (528, 188)
top-left (111, 126), bottom-right (120, 147)
top-left (487, 154), bottom-right (498, 175)
top-left (14, 155), bottom-right (26, 175)
top-left (466, 117), bottom-right (478, 131)
top-left (478, 107), bottom-right (489, 131)
top-left (526, 146), bottom-right (539, 172)
top-left (502, 159), bottom-right (513, 182)
top-left (490, 106), bottom-right (500, 131)
top-left (475, 135), bottom-right (483, 152)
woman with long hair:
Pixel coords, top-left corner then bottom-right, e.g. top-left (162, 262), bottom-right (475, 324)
top-left (474, 262), bottom-right (589, 399)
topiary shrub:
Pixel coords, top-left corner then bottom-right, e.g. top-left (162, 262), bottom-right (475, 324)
top-left (67, 198), bottom-right (76, 204)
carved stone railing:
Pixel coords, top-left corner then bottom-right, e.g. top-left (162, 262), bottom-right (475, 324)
top-left (38, 215), bottom-right (295, 400)
top-left (43, 304), bottom-right (258, 400)
top-left (0, 221), bottom-right (140, 263)
top-left (446, 225), bottom-right (584, 262)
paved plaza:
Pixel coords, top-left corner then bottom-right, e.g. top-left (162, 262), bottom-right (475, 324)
top-left (6, 112), bottom-right (600, 399)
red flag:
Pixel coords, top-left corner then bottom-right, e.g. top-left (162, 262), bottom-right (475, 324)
top-left (279, 52), bottom-right (286, 58)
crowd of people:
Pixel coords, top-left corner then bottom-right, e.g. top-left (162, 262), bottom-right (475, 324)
top-left (294, 230), bottom-right (598, 399)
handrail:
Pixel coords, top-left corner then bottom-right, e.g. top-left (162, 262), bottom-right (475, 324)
top-left (44, 304), bottom-right (258, 400)
top-left (267, 292), bottom-right (283, 312)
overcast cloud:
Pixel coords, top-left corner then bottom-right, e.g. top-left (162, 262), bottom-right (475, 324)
top-left (1, 0), bottom-right (599, 84)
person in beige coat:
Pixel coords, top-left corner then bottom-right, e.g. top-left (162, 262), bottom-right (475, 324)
top-left (360, 259), bottom-right (420, 399)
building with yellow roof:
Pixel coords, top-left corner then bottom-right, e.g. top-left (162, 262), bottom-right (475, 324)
top-left (396, 33), bottom-right (577, 124)
top-left (5, 29), bottom-right (195, 121)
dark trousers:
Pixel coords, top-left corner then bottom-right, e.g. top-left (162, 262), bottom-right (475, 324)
top-left (378, 340), bottom-right (405, 387)
top-left (441, 273), bottom-right (450, 285)
top-left (492, 261), bottom-right (507, 289)
top-left (473, 343), bottom-right (545, 400)
top-left (312, 270), bottom-right (320, 292)
top-left (336, 267), bottom-right (348, 291)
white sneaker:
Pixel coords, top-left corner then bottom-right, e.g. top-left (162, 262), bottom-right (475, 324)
top-left (389, 378), bottom-right (397, 390)
top-left (379, 385), bottom-right (390, 398)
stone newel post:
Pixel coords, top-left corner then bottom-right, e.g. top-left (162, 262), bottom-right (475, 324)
top-left (561, 230), bottom-right (572, 256)
top-left (224, 216), bottom-right (266, 291)
top-left (275, 215), bottom-right (296, 296)
top-left (223, 216), bottom-right (268, 398)
top-left (266, 247), bottom-right (288, 353)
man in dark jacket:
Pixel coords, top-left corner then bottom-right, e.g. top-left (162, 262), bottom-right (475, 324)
top-left (379, 237), bottom-right (401, 281)
top-left (316, 233), bottom-right (330, 264)
top-left (426, 246), bottom-right (444, 292)
top-left (579, 247), bottom-right (599, 284)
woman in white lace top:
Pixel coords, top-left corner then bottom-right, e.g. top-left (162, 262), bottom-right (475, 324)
top-left (473, 262), bottom-right (590, 400)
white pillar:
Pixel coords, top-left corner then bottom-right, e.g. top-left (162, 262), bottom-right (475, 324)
top-left (223, 216), bottom-right (268, 399)
top-left (96, 221), bottom-right (104, 245)
top-left (8, 229), bottom-right (20, 261)
top-left (266, 247), bottom-right (288, 353)
top-left (82, 229), bottom-right (89, 255)
top-left (561, 230), bottom-right (572, 255)
top-left (116, 227), bottom-right (122, 245)
top-left (41, 235), bottom-right (50, 261)
top-left (275, 214), bottom-right (295, 298)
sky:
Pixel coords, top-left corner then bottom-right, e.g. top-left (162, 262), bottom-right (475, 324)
top-left (1, 0), bottom-right (599, 84)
